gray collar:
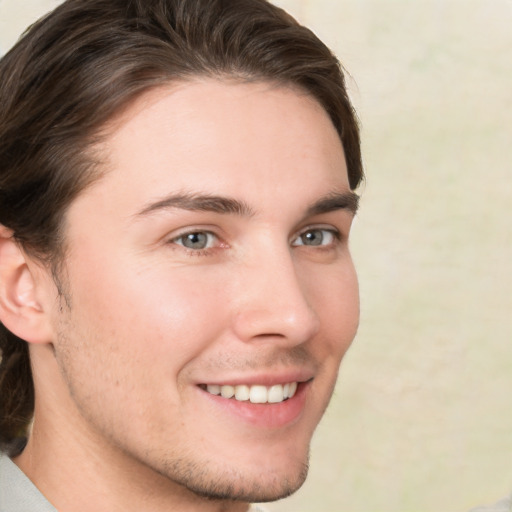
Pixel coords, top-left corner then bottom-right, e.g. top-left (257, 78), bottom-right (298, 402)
top-left (0, 452), bottom-right (56, 512)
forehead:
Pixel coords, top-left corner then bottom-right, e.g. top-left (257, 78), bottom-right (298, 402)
top-left (75, 79), bottom-right (349, 218)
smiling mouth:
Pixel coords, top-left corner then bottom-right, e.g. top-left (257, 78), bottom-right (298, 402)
top-left (199, 382), bottom-right (298, 404)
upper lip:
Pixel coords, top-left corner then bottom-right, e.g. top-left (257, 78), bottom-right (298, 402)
top-left (197, 369), bottom-right (314, 387)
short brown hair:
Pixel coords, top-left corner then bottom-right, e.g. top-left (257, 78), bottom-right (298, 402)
top-left (0, 0), bottom-right (363, 455)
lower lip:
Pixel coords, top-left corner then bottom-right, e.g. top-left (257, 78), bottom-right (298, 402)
top-left (199, 382), bottom-right (309, 429)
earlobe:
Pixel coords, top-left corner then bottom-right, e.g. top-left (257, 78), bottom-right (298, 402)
top-left (0, 226), bottom-right (54, 344)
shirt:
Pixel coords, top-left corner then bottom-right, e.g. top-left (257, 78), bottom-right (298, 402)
top-left (469, 495), bottom-right (512, 512)
top-left (0, 453), bottom-right (56, 511)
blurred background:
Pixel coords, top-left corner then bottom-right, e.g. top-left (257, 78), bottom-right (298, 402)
top-left (1, 1), bottom-right (511, 510)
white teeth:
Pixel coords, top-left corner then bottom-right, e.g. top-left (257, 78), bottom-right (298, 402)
top-left (205, 382), bottom-right (299, 404)
top-left (220, 385), bottom-right (235, 399)
top-left (249, 385), bottom-right (268, 404)
top-left (207, 384), bottom-right (221, 395)
top-left (235, 385), bottom-right (250, 401)
top-left (268, 384), bottom-right (284, 403)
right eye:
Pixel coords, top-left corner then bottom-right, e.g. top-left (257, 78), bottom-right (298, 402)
top-left (172, 231), bottom-right (218, 251)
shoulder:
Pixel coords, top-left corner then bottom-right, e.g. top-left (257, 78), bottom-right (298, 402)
top-left (469, 495), bottom-right (512, 512)
top-left (0, 452), bottom-right (57, 512)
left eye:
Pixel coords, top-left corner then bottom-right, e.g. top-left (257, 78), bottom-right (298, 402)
top-left (173, 231), bottom-right (217, 250)
top-left (291, 228), bottom-right (337, 247)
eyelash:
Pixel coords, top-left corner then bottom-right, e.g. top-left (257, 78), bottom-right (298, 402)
top-left (168, 226), bottom-right (342, 256)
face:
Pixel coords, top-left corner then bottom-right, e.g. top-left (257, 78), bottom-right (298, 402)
top-left (47, 80), bottom-right (359, 502)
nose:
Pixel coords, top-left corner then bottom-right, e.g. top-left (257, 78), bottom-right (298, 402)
top-left (231, 248), bottom-right (320, 346)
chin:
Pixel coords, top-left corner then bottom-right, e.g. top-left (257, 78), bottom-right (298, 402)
top-left (156, 451), bottom-right (310, 504)
top-left (185, 460), bottom-right (310, 503)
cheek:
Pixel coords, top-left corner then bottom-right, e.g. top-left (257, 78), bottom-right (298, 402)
top-left (53, 261), bottom-right (232, 439)
top-left (307, 261), bottom-right (360, 356)
top-left (67, 260), bottom-right (230, 367)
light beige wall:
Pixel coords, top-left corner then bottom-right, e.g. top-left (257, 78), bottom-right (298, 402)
top-left (271, 2), bottom-right (512, 512)
top-left (1, 1), bottom-right (511, 511)
top-left (0, 0), bottom-right (61, 52)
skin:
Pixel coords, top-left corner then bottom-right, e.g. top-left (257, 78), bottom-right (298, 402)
top-left (12, 79), bottom-right (360, 512)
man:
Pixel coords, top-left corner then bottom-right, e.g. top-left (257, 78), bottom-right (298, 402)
top-left (0, 0), bottom-right (363, 510)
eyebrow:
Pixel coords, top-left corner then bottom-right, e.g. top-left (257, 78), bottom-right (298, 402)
top-left (136, 193), bottom-right (254, 217)
top-left (136, 190), bottom-right (359, 218)
top-left (306, 191), bottom-right (360, 216)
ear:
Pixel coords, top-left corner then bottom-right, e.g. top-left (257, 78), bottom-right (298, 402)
top-left (0, 226), bottom-right (54, 344)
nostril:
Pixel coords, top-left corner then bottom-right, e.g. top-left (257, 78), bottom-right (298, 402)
top-left (231, 306), bottom-right (319, 346)
top-left (253, 332), bottom-right (286, 339)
